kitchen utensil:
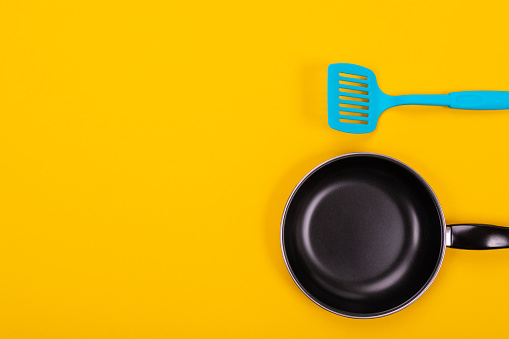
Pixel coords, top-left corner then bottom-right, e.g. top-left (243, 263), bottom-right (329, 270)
top-left (281, 153), bottom-right (509, 318)
top-left (327, 63), bottom-right (509, 133)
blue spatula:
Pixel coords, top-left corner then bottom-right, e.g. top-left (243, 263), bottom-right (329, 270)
top-left (328, 63), bottom-right (509, 134)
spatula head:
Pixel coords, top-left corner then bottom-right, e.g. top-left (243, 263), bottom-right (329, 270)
top-left (327, 63), bottom-right (387, 134)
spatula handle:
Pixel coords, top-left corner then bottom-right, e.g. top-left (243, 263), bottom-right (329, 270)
top-left (449, 91), bottom-right (509, 110)
top-left (391, 94), bottom-right (450, 107)
top-left (392, 91), bottom-right (509, 110)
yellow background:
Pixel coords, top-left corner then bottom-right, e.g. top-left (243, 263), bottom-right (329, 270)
top-left (1, 0), bottom-right (509, 337)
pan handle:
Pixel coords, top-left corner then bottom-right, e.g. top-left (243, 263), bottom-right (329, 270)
top-left (446, 224), bottom-right (509, 250)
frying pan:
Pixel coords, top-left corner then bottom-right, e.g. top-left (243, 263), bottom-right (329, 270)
top-left (281, 153), bottom-right (509, 318)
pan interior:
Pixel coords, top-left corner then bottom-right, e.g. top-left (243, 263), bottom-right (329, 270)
top-left (282, 155), bottom-right (444, 317)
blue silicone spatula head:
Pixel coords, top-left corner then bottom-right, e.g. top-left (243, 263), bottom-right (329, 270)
top-left (327, 63), bottom-right (391, 134)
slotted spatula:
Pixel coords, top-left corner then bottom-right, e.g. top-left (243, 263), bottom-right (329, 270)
top-left (327, 63), bottom-right (509, 134)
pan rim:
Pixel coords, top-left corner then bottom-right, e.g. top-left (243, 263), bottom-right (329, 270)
top-left (280, 152), bottom-right (446, 319)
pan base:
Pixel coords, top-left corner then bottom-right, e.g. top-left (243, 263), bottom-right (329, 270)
top-left (301, 180), bottom-right (418, 300)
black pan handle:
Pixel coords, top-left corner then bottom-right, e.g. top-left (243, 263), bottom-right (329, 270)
top-left (447, 224), bottom-right (509, 249)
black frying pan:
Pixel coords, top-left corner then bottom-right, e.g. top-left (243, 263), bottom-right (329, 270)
top-left (281, 153), bottom-right (509, 318)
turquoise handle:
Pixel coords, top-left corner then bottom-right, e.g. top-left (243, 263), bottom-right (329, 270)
top-left (390, 91), bottom-right (509, 110)
top-left (391, 94), bottom-right (450, 107)
top-left (449, 91), bottom-right (509, 110)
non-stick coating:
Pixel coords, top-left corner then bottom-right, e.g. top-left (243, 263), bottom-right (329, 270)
top-left (281, 154), bottom-right (445, 318)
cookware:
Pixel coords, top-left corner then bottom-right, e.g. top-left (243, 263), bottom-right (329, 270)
top-left (281, 153), bottom-right (509, 318)
top-left (327, 63), bottom-right (509, 134)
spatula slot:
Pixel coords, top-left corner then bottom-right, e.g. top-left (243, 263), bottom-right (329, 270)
top-left (339, 103), bottom-right (369, 110)
top-left (339, 72), bottom-right (367, 80)
top-left (339, 111), bottom-right (368, 117)
top-left (339, 95), bottom-right (369, 103)
top-left (339, 80), bottom-right (368, 88)
top-left (339, 118), bottom-right (368, 125)
top-left (339, 88), bottom-right (368, 95)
